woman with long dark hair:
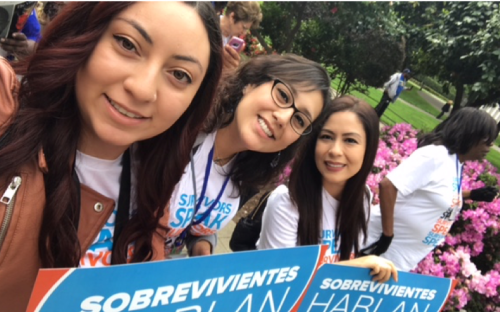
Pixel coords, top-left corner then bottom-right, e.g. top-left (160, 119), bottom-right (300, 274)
top-left (166, 54), bottom-right (331, 256)
top-left (257, 96), bottom-right (398, 283)
top-left (0, 2), bottom-right (223, 310)
top-left (363, 107), bottom-right (498, 272)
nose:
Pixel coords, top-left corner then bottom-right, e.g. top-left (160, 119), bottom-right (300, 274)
top-left (328, 139), bottom-right (342, 157)
top-left (272, 107), bottom-right (294, 130)
top-left (123, 64), bottom-right (159, 103)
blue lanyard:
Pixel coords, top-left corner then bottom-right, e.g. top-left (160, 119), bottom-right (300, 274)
top-left (191, 146), bottom-right (231, 225)
top-left (175, 145), bottom-right (231, 246)
top-left (456, 155), bottom-right (463, 196)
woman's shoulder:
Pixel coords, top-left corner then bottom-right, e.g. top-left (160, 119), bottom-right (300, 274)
top-left (0, 57), bottom-right (19, 129)
top-left (271, 184), bottom-right (291, 200)
top-left (266, 184), bottom-right (299, 220)
top-left (268, 185), bottom-right (295, 209)
top-left (416, 144), bottom-right (451, 162)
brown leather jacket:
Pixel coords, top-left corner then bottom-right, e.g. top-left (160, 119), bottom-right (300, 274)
top-left (0, 58), bottom-right (167, 312)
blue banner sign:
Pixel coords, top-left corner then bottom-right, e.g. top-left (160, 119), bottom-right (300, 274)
top-left (28, 246), bottom-right (455, 312)
top-left (299, 264), bottom-right (455, 312)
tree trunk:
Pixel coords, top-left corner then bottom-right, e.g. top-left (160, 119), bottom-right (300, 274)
top-left (282, 3), bottom-right (308, 53)
top-left (451, 82), bottom-right (464, 115)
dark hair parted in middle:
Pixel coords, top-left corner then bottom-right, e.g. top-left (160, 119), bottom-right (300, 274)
top-left (418, 107), bottom-right (498, 154)
top-left (205, 54), bottom-right (331, 192)
top-left (288, 96), bottom-right (380, 260)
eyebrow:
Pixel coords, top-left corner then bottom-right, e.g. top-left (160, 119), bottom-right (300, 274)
top-left (173, 55), bottom-right (204, 73)
top-left (116, 18), bottom-right (153, 44)
top-left (115, 18), bottom-right (204, 73)
top-left (321, 129), bottom-right (362, 138)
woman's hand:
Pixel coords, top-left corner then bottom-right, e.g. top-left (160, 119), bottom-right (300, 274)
top-left (338, 255), bottom-right (398, 283)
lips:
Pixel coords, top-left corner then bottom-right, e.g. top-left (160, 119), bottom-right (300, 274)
top-left (258, 116), bottom-right (275, 139)
top-left (105, 94), bottom-right (146, 119)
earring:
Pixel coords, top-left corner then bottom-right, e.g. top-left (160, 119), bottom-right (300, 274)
top-left (270, 151), bottom-right (281, 168)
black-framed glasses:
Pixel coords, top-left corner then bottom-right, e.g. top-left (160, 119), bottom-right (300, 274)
top-left (271, 79), bottom-right (313, 135)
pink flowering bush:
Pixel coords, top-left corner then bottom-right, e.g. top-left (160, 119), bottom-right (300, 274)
top-left (367, 123), bottom-right (500, 311)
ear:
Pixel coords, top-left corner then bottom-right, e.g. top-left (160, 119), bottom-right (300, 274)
top-left (243, 84), bottom-right (256, 95)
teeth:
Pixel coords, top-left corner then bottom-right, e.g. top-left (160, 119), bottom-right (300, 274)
top-left (326, 163), bottom-right (344, 168)
top-left (108, 97), bottom-right (142, 119)
top-left (258, 118), bottom-right (273, 137)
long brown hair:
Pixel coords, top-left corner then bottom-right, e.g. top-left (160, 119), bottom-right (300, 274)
top-left (289, 96), bottom-right (379, 260)
top-left (1, 2), bottom-right (222, 267)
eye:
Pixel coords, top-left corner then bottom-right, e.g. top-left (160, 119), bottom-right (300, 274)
top-left (172, 70), bottom-right (192, 84)
top-left (292, 113), bottom-right (305, 128)
top-left (113, 35), bottom-right (136, 52)
top-left (345, 138), bottom-right (358, 144)
top-left (278, 88), bottom-right (290, 103)
top-left (319, 134), bottom-right (333, 141)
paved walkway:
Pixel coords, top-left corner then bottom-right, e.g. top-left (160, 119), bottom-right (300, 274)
top-left (214, 219), bottom-right (235, 254)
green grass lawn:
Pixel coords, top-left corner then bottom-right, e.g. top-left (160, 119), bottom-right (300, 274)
top-left (344, 87), bottom-right (441, 132)
top-left (398, 82), bottom-right (442, 116)
top-left (485, 150), bottom-right (500, 171)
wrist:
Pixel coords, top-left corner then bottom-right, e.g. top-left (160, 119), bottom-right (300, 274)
top-left (382, 231), bottom-right (393, 237)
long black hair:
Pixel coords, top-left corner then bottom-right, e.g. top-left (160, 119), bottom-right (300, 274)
top-left (418, 107), bottom-right (498, 154)
top-left (289, 96), bottom-right (379, 260)
top-left (205, 54), bottom-right (331, 193)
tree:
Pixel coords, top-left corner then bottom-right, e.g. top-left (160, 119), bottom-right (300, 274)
top-left (463, 7), bottom-right (500, 108)
top-left (398, 2), bottom-right (500, 113)
top-left (298, 2), bottom-right (406, 95)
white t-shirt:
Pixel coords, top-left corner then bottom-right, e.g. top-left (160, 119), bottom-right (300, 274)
top-left (257, 184), bottom-right (371, 264)
top-left (166, 132), bottom-right (240, 255)
top-left (220, 15), bottom-right (230, 46)
top-left (384, 73), bottom-right (406, 99)
top-left (76, 151), bottom-right (122, 268)
top-left (364, 144), bottom-right (463, 272)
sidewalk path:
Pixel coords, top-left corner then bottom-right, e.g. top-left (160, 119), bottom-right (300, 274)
top-left (417, 90), bottom-right (446, 111)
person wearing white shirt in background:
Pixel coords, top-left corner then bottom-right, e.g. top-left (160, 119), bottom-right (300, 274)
top-left (374, 68), bottom-right (413, 118)
top-left (219, 1), bottom-right (262, 73)
top-left (258, 96), bottom-right (398, 283)
top-left (362, 108), bottom-right (499, 272)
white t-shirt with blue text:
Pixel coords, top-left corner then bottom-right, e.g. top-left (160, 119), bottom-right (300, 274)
top-left (257, 184), bottom-right (371, 263)
top-left (364, 144), bottom-right (463, 272)
top-left (166, 132), bottom-right (240, 255)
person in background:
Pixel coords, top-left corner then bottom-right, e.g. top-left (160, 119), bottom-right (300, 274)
top-left (374, 68), bottom-right (413, 118)
top-left (219, 1), bottom-right (262, 72)
top-left (362, 108), bottom-right (499, 271)
top-left (0, 6), bottom-right (41, 60)
top-left (436, 100), bottom-right (453, 119)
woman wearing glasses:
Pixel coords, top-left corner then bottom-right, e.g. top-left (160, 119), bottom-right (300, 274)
top-left (165, 54), bottom-right (330, 257)
top-left (257, 96), bottom-right (398, 283)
